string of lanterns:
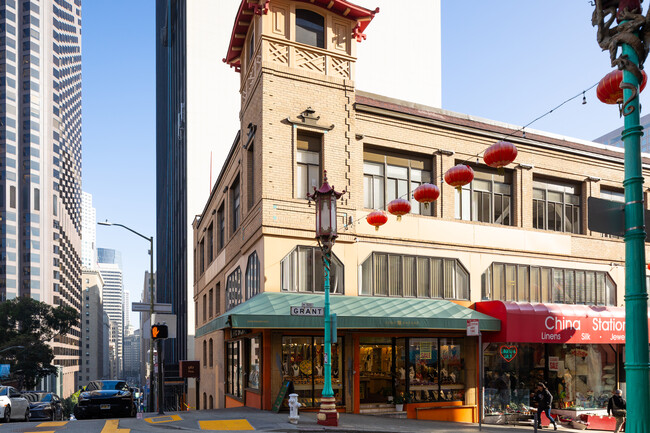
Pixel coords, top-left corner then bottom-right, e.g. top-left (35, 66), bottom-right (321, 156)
top-left (363, 68), bottom-right (646, 231)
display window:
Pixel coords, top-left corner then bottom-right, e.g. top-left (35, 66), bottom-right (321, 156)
top-left (226, 340), bottom-right (244, 398)
top-left (248, 336), bottom-right (261, 390)
top-left (483, 343), bottom-right (617, 415)
top-left (281, 336), bottom-right (344, 408)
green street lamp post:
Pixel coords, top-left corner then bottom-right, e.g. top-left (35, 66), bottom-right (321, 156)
top-left (98, 220), bottom-right (156, 412)
top-left (307, 171), bottom-right (345, 427)
top-left (593, 2), bottom-right (650, 431)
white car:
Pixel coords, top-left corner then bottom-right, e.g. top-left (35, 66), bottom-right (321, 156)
top-left (0, 386), bottom-right (30, 423)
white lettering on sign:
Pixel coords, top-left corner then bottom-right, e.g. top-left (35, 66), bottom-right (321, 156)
top-left (541, 332), bottom-right (561, 340)
top-left (592, 317), bottom-right (625, 332)
top-left (545, 316), bottom-right (581, 331)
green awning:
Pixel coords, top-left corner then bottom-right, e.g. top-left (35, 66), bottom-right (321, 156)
top-left (196, 292), bottom-right (500, 338)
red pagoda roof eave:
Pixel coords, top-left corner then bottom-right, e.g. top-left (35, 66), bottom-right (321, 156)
top-left (224, 0), bottom-right (378, 68)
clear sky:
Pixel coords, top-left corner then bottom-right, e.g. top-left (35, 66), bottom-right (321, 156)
top-left (82, 1), bottom-right (641, 327)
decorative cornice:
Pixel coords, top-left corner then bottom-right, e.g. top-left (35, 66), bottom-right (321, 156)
top-left (286, 107), bottom-right (335, 131)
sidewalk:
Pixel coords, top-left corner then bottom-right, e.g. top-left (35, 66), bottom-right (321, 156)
top-left (170, 407), bottom-right (614, 433)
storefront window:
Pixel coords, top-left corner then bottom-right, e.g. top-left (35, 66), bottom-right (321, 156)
top-left (248, 336), bottom-right (260, 390)
top-left (281, 336), bottom-right (344, 408)
top-left (484, 343), bottom-right (617, 415)
top-left (407, 337), bottom-right (465, 403)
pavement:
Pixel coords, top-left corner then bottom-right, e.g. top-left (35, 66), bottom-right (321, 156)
top-left (139, 408), bottom-right (615, 433)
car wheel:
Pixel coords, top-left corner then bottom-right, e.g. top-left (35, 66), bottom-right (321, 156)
top-left (130, 404), bottom-right (137, 418)
top-left (24, 408), bottom-right (29, 422)
top-left (2, 406), bottom-right (10, 423)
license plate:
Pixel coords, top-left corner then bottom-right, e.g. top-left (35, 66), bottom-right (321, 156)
top-left (100, 404), bottom-right (111, 410)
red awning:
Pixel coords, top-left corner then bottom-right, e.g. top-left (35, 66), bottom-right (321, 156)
top-left (223, 0), bottom-right (379, 69)
top-left (475, 301), bottom-right (630, 344)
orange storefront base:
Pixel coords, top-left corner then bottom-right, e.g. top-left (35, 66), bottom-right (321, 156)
top-left (225, 396), bottom-right (245, 408)
top-left (406, 401), bottom-right (476, 423)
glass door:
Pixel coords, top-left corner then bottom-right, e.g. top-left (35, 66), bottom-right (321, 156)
top-left (360, 337), bottom-right (393, 404)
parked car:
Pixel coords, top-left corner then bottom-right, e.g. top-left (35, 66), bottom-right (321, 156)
top-left (24, 392), bottom-right (63, 421)
top-left (0, 386), bottom-right (30, 423)
top-left (73, 380), bottom-right (136, 419)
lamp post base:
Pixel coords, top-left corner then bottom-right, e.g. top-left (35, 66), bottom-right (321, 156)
top-left (317, 396), bottom-right (339, 426)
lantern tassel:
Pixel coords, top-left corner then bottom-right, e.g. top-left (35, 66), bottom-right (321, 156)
top-left (396, 215), bottom-right (402, 222)
top-left (497, 167), bottom-right (505, 176)
top-left (375, 226), bottom-right (379, 231)
top-left (455, 186), bottom-right (462, 193)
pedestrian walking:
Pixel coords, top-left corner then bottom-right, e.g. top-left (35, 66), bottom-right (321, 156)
top-left (533, 382), bottom-right (557, 430)
top-left (607, 389), bottom-right (626, 433)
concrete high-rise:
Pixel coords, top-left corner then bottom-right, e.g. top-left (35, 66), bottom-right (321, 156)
top-left (97, 247), bottom-right (124, 379)
top-left (81, 192), bottom-right (97, 269)
top-left (0, 0), bottom-right (83, 395)
top-left (79, 269), bottom-right (105, 387)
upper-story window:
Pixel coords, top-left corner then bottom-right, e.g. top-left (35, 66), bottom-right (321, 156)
top-left (281, 246), bottom-right (343, 293)
top-left (217, 203), bottom-right (225, 250)
top-left (231, 175), bottom-right (240, 233)
top-left (296, 131), bottom-right (321, 199)
top-left (455, 165), bottom-right (512, 225)
top-left (600, 188), bottom-right (624, 239)
top-left (296, 9), bottom-right (324, 48)
top-left (360, 253), bottom-right (469, 300)
top-left (363, 149), bottom-right (433, 215)
top-left (207, 223), bottom-right (214, 262)
top-left (226, 267), bottom-right (242, 311)
top-left (246, 251), bottom-right (260, 299)
top-left (533, 179), bottom-right (581, 234)
top-left (483, 262), bottom-right (616, 306)
top-left (247, 26), bottom-right (255, 64)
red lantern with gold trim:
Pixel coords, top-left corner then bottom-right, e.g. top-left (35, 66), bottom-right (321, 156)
top-left (366, 210), bottom-right (388, 231)
top-left (597, 69), bottom-right (648, 104)
top-left (444, 164), bottom-right (474, 192)
top-left (413, 183), bottom-right (440, 209)
top-left (484, 141), bottom-right (517, 174)
top-left (387, 198), bottom-right (411, 221)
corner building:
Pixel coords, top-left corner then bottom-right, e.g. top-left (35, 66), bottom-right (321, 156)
top-left (193, 0), bottom-right (645, 422)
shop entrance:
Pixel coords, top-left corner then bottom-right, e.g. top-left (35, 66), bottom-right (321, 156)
top-left (359, 337), bottom-right (406, 404)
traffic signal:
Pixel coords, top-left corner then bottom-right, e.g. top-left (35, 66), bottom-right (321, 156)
top-left (151, 323), bottom-right (168, 340)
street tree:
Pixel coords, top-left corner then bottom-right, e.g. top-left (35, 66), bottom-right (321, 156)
top-left (0, 296), bottom-right (79, 389)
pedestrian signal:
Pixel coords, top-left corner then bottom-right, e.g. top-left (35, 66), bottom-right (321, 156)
top-left (151, 324), bottom-right (168, 340)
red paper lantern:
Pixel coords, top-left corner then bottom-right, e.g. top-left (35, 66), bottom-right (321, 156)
top-left (413, 183), bottom-right (440, 209)
top-left (597, 69), bottom-right (648, 104)
top-left (444, 164), bottom-right (474, 191)
top-left (387, 198), bottom-right (411, 221)
top-left (366, 210), bottom-right (388, 231)
top-left (484, 141), bottom-right (517, 173)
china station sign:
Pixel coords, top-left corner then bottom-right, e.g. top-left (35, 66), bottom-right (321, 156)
top-left (475, 301), bottom-right (639, 344)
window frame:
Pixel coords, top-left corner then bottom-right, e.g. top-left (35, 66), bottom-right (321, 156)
top-left (532, 179), bottom-right (582, 234)
top-left (483, 262), bottom-right (616, 306)
top-left (231, 175), bottom-right (241, 234)
top-left (360, 252), bottom-right (469, 300)
top-left (217, 202), bottom-right (225, 251)
top-left (296, 130), bottom-right (322, 199)
top-left (455, 165), bottom-right (512, 225)
top-left (295, 8), bottom-right (325, 48)
top-left (280, 246), bottom-right (344, 293)
top-left (246, 251), bottom-right (260, 300)
top-left (226, 267), bottom-right (242, 311)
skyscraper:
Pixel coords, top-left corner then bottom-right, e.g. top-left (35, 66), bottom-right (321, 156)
top-left (97, 247), bottom-right (124, 379)
top-left (0, 0), bottom-right (83, 395)
top-left (81, 191), bottom-right (97, 269)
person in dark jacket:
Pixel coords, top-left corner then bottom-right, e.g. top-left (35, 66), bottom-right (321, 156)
top-left (533, 382), bottom-right (557, 430)
top-left (607, 389), bottom-right (626, 433)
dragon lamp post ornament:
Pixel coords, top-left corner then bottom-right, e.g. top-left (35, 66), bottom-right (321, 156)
top-left (592, 0), bottom-right (649, 115)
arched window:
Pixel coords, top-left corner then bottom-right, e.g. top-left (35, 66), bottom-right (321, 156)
top-left (296, 9), bottom-right (324, 48)
top-left (209, 338), bottom-right (214, 367)
top-left (281, 246), bottom-right (344, 293)
top-left (226, 267), bottom-right (242, 310)
top-left (246, 251), bottom-right (260, 299)
top-left (203, 392), bottom-right (207, 410)
top-left (203, 340), bottom-right (207, 366)
top-left (209, 395), bottom-right (214, 409)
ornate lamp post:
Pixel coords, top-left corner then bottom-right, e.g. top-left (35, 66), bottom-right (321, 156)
top-left (307, 170), bottom-right (345, 427)
top-left (593, 2), bottom-right (650, 431)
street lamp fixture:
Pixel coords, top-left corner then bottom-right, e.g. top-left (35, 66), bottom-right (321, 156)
top-left (307, 171), bottom-right (345, 427)
top-left (98, 220), bottom-right (157, 413)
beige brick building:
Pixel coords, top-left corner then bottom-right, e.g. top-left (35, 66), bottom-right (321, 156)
top-left (192, 0), bottom-right (646, 422)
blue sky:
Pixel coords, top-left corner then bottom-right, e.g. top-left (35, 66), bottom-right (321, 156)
top-left (82, 1), bottom-right (639, 326)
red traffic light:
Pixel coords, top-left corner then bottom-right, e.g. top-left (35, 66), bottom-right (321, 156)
top-left (151, 324), bottom-right (168, 340)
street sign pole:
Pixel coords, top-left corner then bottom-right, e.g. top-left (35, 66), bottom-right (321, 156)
top-left (158, 338), bottom-right (164, 415)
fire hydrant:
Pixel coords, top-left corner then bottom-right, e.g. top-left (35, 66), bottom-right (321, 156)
top-left (288, 393), bottom-right (301, 424)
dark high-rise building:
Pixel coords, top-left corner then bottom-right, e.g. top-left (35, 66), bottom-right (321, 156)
top-left (155, 0), bottom-right (187, 403)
